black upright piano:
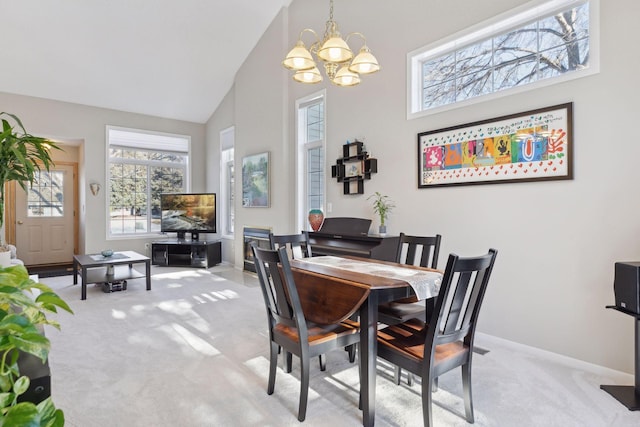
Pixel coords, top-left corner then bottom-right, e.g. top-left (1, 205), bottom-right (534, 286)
top-left (308, 217), bottom-right (399, 261)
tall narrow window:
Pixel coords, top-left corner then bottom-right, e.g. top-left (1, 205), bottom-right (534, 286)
top-left (296, 91), bottom-right (326, 231)
top-left (220, 126), bottom-right (235, 237)
top-left (107, 126), bottom-right (190, 237)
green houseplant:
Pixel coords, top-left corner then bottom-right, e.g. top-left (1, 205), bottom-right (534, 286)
top-left (0, 265), bottom-right (72, 426)
top-left (0, 112), bottom-right (60, 249)
top-left (368, 192), bottom-right (395, 236)
top-left (0, 112), bottom-right (71, 425)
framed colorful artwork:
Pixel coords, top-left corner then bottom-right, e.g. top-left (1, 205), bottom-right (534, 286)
top-left (242, 151), bottom-right (270, 207)
top-left (417, 103), bottom-right (573, 188)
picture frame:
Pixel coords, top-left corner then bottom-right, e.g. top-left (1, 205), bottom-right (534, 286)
top-left (242, 151), bottom-right (270, 208)
top-left (344, 160), bottom-right (363, 178)
top-left (417, 103), bottom-right (573, 188)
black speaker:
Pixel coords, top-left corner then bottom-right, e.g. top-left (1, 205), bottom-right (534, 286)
top-left (16, 351), bottom-right (51, 404)
top-left (614, 262), bottom-right (640, 315)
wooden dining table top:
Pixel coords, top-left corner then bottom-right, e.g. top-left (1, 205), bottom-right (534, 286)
top-left (289, 256), bottom-right (440, 325)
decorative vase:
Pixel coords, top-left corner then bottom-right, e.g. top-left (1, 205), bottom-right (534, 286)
top-left (308, 209), bottom-right (325, 232)
top-left (378, 225), bottom-right (387, 236)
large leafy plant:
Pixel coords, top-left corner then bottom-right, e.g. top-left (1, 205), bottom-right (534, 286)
top-left (0, 265), bottom-right (73, 426)
top-left (0, 112), bottom-right (60, 246)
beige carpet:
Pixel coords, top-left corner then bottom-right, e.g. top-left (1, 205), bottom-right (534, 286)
top-left (40, 265), bottom-right (640, 426)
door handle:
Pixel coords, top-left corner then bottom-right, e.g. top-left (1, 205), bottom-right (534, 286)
top-left (17, 221), bottom-right (23, 225)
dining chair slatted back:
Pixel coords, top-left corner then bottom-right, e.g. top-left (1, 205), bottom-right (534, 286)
top-left (377, 248), bottom-right (498, 427)
top-left (398, 233), bottom-right (441, 269)
top-left (251, 243), bottom-right (360, 422)
top-left (378, 233), bottom-right (442, 324)
top-left (269, 232), bottom-right (312, 260)
top-left (253, 243), bottom-right (299, 332)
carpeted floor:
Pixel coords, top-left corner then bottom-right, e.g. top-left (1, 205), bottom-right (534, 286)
top-left (39, 265), bottom-right (640, 427)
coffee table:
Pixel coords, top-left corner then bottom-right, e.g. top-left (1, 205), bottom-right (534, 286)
top-left (73, 251), bottom-right (151, 300)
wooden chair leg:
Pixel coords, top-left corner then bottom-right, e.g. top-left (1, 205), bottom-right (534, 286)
top-left (462, 362), bottom-right (474, 423)
top-left (319, 354), bottom-right (327, 371)
top-left (285, 351), bottom-right (293, 373)
top-left (348, 344), bottom-right (356, 363)
top-left (422, 374), bottom-right (435, 427)
top-left (298, 356), bottom-right (310, 422)
top-left (394, 365), bottom-right (401, 385)
top-left (407, 372), bottom-right (414, 386)
top-left (268, 342), bottom-right (278, 395)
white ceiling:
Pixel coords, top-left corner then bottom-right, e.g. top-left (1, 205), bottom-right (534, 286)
top-left (0, 0), bottom-right (292, 123)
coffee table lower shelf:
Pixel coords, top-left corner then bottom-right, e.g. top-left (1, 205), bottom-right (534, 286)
top-left (73, 251), bottom-right (151, 300)
top-left (84, 265), bottom-right (146, 284)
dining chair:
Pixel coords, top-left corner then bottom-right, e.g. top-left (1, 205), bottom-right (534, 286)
top-left (269, 231), bottom-right (312, 260)
top-left (251, 243), bottom-right (361, 422)
top-left (377, 233), bottom-right (441, 384)
top-left (376, 248), bottom-right (498, 427)
top-left (269, 232), bottom-right (351, 371)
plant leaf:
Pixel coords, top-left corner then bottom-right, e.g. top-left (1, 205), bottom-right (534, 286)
top-left (2, 401), bottom-right (41, 427)
top-left (13, 376), bottom-right (30, 396)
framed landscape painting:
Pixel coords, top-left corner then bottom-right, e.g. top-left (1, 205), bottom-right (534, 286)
top-left (418, 103), bottom-right (573, 188)
top-left (242, 151), bottom-right (270, 207)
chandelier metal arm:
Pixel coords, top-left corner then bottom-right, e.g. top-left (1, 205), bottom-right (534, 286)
top-left (344, 32), bottom-right (367, 45)
top-left (295, 28), bottom-right (324, 56)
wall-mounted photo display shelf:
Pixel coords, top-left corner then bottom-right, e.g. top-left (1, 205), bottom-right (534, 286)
top-left (418, 103), bottom-right (573, 188)
top-left (332, 141), bottom-right (378, 195)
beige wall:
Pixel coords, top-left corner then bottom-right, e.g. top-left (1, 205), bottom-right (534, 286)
top-left (0, 92), bottom-right (207, 255)
top-left (207, 0), bottom-right (640, 373)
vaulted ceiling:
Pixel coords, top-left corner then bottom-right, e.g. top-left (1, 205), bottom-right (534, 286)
top-left (0, 1), bottom-right (292, 123)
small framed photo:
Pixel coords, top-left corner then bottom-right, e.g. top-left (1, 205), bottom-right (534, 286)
top-left (344, 160), bottom-right (363, 178)
top-left (242, 151), bottom-right (270, 208)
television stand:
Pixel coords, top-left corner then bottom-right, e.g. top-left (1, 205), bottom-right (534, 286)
top-left (152, 240), bottom-right (221, 268)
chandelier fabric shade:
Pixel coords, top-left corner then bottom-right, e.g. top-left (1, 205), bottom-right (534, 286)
top-left (282, 0), bottom-right (380, 87)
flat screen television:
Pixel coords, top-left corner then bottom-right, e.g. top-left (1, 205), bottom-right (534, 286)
top-left (160, 193), bottom-right (216, 241)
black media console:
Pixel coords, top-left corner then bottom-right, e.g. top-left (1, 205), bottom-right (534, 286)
top-left (152, 240), bottom-right (221, 268)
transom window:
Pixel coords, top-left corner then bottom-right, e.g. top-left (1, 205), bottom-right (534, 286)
top-left (107, 126), bottom-right (190, 237)
top-left (408, 0), bottom-right (597, 118)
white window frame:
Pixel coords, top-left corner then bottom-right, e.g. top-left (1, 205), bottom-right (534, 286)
top-left (407, 0), bottom-right (599, 120)
top-left (220, 126), bottom-right (235, 239)
top-left (106, 125), bottom-right (191, 239)
top-left (295, 90), bottom-right (327, 232)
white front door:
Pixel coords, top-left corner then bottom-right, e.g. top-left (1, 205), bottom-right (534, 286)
top-left (15, 164), bottom-right (76, 265)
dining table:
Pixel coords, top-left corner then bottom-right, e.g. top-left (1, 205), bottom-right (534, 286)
top-left (289, 255), bottom-right (442, 427)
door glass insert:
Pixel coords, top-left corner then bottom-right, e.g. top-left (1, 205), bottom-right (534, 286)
top-left (27, 171), bottom-right (64, 217)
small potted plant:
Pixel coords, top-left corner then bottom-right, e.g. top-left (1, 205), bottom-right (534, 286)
top-left (368, 192), bottom-right (395, 236)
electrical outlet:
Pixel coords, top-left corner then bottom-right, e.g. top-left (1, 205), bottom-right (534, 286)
top-left (144, 243), bottom-right (150, 250)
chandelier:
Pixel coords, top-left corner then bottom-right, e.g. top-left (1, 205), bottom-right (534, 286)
top-left (282, 0), bottom-right (380, 87)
